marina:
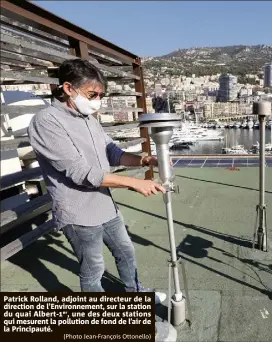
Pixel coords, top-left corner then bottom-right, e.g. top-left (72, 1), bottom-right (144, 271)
top-left (109, 121), bottom-right (272, 156)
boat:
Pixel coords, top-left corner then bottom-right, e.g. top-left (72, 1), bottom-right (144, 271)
top-left (221, 147), bottom-right (232, 154)
top-left (241, 120), bottom-right (247, 129)
top-left (253, 121), bottom-right (259, 129)
top-left (250, 142), bottom-right (272, 153)
top-left (246, 118), bottom-right (254, 129)
top-left (222, 144), bottom-right (248, 155)
top-left (233, 122), bottom-right (241, 129)
top-left (196, 133), bottom-right (224, 141)
top-left (170, 142), bottom-right (190, 150)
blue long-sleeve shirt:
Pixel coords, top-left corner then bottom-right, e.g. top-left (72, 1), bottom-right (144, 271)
top-left (28, 98), bottom-right (124, 229)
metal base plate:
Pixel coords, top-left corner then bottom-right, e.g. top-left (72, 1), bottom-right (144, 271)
top-left (155, 322), bottom-right (177, 342)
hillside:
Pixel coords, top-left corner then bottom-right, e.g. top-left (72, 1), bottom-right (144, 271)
top-left (142, 45), bottom-right (272, 82)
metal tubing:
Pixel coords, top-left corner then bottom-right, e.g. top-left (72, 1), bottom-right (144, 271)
top-left (156, 144), bottom-right (174, 184)
top-left (152, 127), bottom-right (182, 301)
top-left (164, 191), bottom-right (182, 300)
top-left (252, 101), bottom-right (271, 252)
top-left (138, 113), bottom-right (185, 327)
top-left (258, 115), bottom-right (267, 251)
top-left (171, 297), bottom-right (186, 326)
top-left (259, 116), bottom-right (265, 208)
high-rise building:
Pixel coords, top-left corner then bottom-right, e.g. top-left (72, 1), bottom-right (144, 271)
top-left (154, 83), bottom-right (162, 96)
top-left (218, 74), bottom-right (238, 102)
top-left (264, 63), bottom-right (272, 87)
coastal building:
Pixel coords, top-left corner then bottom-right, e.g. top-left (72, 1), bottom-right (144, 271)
top-left (264, 63), bottom-right (272, 87)
top-left (204, 102), bottom-right (253, 119)
top-left (146, 97), bottom-right (155, 113)
top-left (218, 74), bottom-right (238, 102)
top-left (155, 83), bottom-right (163, 96)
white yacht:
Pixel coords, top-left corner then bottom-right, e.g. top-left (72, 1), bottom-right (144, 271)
top-left (241, 120), bottom-right (247, 129)
top-left (247, 119), bottom-right (254, 129)
top-left (253, 121), bottom-right (259, 129)
top-left (195, 132), bottom-right (224, 141)
top-left (229, 145), bottom-right (248, 154)
top-left (174, 124), bottom-right (224, 140)
top-left (222, 144), bottom-right (248, 154)
top-left (252, 141), bottom-right (272, 152)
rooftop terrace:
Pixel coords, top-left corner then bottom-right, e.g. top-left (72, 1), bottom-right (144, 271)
top-left (1, 167), bottom-right (272, 342)
top-left (0, 2), bottom-right (271, 341)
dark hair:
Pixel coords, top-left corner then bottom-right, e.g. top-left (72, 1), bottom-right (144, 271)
top-left (52, 58), bottom-right (107, 98)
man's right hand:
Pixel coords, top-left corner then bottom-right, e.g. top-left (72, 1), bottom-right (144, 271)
top-left (101, 173), bottom-right (166, 197)
top-left (130, 179), bottom-right (166, 197)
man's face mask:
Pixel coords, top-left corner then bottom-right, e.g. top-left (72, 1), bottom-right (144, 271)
top-left (70, 87), bottom-right (104, 116)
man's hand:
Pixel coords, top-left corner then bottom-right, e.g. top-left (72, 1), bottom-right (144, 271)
top-left (130, 179), bottom-right (166, 197)
top-left (141, 155), bottom-right (173, 167)
top-left (141, 155), bottom-right (158, 166)
top-left (120, 152), bottom-right (173, 168)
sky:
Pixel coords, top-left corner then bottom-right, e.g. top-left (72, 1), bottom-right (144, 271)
top-left (34, 1), bottom-right (272, 57)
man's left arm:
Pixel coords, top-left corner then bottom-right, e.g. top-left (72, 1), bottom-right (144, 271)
top-left (103, 132), bottom-right (157, 167)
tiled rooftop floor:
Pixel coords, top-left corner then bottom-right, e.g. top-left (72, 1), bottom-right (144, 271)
top-left (1, 168), bottom-right (272, 341)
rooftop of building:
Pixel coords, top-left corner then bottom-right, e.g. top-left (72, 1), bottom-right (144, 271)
top-left (1, 166), bottom-right (272, 341)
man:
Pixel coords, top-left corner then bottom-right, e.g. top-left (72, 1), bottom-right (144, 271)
top-left (28, 59), bottom-right (166, 304)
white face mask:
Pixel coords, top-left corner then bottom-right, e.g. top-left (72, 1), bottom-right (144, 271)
top-left (71, 93), bottom-right (101, 116)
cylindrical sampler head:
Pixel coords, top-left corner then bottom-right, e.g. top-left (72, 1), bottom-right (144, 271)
top-left (138, 113), bottom-right (181, 130)
top-left (253, 102), bottom-right (271, 116)
top-left (150, 126), bottom-right (173, 145)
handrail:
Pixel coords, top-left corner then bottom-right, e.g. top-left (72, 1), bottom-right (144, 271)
top-left (0, 0), bottom-right (152, 179)
top-left (1, 0), bottom-right (139, 64)
top-left (1, 219), bottom-right (55, 261)
top-left (0, 0), bottom-right (153, 262)
top-left (1, 167), bottom-right (43, 190)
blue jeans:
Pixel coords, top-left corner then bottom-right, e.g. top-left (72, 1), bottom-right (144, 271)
top-left (62, 211), bottom-right (140, 292)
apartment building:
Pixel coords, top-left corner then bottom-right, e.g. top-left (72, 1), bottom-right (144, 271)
top-left (204, 102), bottom-right (253, 119)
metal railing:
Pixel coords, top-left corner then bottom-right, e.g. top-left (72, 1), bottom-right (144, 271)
top-left (0, 0), bottom-right (152, 176)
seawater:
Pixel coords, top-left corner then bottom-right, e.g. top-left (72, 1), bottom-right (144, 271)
top-left (171, 129), bottom-right (272, 155)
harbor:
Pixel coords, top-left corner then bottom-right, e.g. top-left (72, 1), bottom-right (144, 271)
top-left (108, 122), bottom-right (272, 156)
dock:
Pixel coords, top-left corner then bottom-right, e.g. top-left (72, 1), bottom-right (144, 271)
top-left (1, 167), bottom-right (272, 341)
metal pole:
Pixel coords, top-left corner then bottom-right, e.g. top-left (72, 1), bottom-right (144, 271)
top-left (165, 192), bottom-right (182, 296)
top-left (252, 101), bottom-right (271, 251)
top-left (258, 114), bottom-right (266, 250)
top-left (167, 95), bottom-right (171, 114)
top-left (155, 139), bottom-right (182, 299)
top-left (139, 114), bottom-right (186, 327)
top-left (151, 128), bottom-right (185, 327)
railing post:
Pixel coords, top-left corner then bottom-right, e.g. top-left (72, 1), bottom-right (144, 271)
top-left (68, 39), bottom-right (99, 121)
top-left (69, 39), bottom-right (89, 60)
top-left (69, 39), bottom-right (89, 59)
top-left (133, 57), bottom-right (153, 180)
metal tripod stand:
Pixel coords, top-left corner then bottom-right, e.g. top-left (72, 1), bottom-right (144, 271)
top-left (252, 102), bottom-right (271, 252)
top-left (139, 113), bottom-right (192, 340)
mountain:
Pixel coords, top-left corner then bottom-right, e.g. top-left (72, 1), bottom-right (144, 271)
top-left (142, 45), bottom-right (272, 81)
